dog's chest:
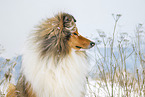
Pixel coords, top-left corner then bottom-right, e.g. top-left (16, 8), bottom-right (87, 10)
top-left (23, 51), bottom-right (88, 97)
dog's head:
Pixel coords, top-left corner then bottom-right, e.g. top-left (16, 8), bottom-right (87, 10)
top-left (34, 13), bottom-right (95, 60)
top-left (62, 13), bottom-right (95, 50)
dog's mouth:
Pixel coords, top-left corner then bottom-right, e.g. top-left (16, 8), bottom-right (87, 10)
top-left (75, 46), bottom-right (82, 49)
top-left (75, 46), bottom-right (87, 51)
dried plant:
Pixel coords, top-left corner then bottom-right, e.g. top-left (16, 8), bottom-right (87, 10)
top-left (0, 46), bottom-right (17, 96)
top-left (87, 14), bottom-right (145, 97)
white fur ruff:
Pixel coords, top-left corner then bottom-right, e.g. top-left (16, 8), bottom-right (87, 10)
top-left (22, 45), bottom-right (89, 97)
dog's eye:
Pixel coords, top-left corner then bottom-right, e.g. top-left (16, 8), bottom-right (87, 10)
top-left (73, 33), bottom-right (77, 35)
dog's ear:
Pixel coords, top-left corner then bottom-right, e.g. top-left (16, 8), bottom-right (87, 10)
top-left (63, 13), bottom-right (76, 23)
top-left (72, 16), bottom-right (76, 22)
top-left (63, 14), bottom-right (72, 23)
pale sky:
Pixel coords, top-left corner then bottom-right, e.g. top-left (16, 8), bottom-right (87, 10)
top-left (0, 0), bottom-right (145, 58)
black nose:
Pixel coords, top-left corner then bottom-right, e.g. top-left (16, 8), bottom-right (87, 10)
top-left (90, 42), bottom-right (95, 47)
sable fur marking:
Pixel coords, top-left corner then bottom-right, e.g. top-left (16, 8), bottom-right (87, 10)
top-left (33, 13), bottom-right (77, 61)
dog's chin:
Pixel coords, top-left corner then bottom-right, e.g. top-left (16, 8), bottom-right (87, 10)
top-left (78, 48), bottom-right (87, 51)
top-left (74, 48), bottom-right (88, 52)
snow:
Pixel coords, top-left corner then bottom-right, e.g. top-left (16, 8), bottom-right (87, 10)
top-left (86, 78), bottom-right (144, 97)
top-left (0, 81), bottom-right (9, 96)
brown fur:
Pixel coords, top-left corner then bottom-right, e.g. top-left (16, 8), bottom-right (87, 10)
top-left (68, 30), bottom-right (92, 50)
top-left (7, 75), bottom-right (36, 97)
top-left (6, 84), bottom-right (17, 97)
top-left (16, 75), bottom-right (36, 97)
top-left (32, 13), bottom-right (73, 62)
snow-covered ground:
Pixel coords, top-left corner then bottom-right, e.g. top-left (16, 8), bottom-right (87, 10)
top-left (0, 81), bottom-right (9, 96)
top-left (86, 78), bottom-right (144, 97)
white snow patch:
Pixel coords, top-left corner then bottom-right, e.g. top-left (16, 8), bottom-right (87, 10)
top-left (86, 78), bottom-right (144, 97)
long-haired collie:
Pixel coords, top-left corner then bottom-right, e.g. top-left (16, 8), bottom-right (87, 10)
top-left (7, 12), bottom-right (95, 97)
